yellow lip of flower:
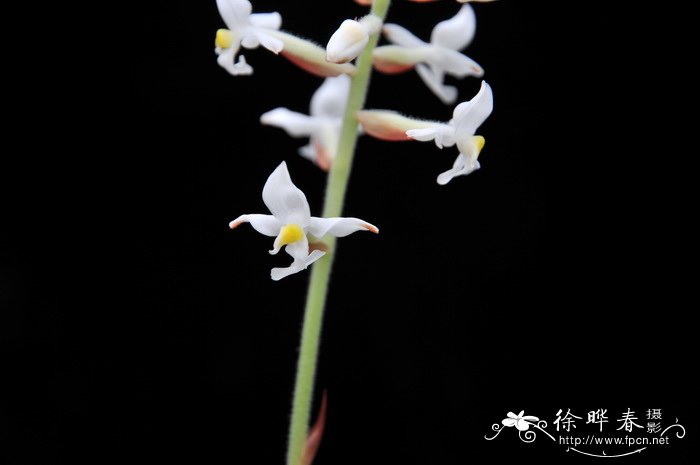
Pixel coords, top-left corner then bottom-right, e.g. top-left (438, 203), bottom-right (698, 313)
top-left (473, 135), bottom-right (485, 152)
top-left (277, 224), bottom-right (304, 247)
top-left (215, 29), bottom-right (234, 49)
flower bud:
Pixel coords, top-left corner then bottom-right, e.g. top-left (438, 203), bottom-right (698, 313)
top-left (326, 19), bottom-right (370, 64)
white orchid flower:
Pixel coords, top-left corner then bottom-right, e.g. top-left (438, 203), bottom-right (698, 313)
top-left (373, 5), bottom-right (484, 104)
top-left (229, 162), bottom-right (378, 280)
top-left (356, 81), bottom-right (493, 185)
top-left (215, 0), bottom-right (355, 77)
top-left (502, 411), bottom-right (540, 432)
top-left (260, 75), bottom-right (351, 171)
top-left (214, 0), bottom-right (283, 75)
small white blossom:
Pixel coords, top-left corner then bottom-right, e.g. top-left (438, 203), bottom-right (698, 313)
top-left (373, 5), bottom-right (483, 104)
top-left (357, 81), bottom-right (493, 185)
top-left (326, 15), bottom-right (382, 64)
top-left (260, 75), bottom-right (351, 171)
top-left (214, 0), bottom-right (283, 75)
top-left (215, 0), bottom-right (355, 77)
top-left (229, 162), bottom-right (378, 280)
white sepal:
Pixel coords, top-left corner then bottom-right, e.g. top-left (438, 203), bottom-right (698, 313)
top-left (309, 217), bottom-right (379, 238)
top-left (262, 162), bottom-right (311, 226)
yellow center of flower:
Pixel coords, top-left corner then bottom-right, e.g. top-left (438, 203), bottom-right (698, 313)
top-left (215, 29), bottom-right (234, 49)
top-left (473, 135), bottom-right (486, 152)
top-left (278, 224), bottom-right (304, 247)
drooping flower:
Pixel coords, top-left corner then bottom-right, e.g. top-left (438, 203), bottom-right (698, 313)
top-left (260, 75), bottom-right (350, 171)
top-left (326, 15), bottom-right (382, 64)
top-left (502, 411), bottom-right (539, 431)
top-left (356, 81), bottom-right (493, 185)
top-left (373, 5), bottom-right (483, 104)
top-left (229, 162), bottom-right (378, 280)
top-left (215, 0), bottom-right (355, 77)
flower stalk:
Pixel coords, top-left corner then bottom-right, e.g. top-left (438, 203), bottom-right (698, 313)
top-left (285, 1), bottom-right (392, 464)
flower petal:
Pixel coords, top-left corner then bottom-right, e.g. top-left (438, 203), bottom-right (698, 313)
top-left (502, 419), bottom-right (517, 427)
top-left (406, 125), bottom-right (455, 148)
top-left (430, 49), bottom-right (484, 78)
top-left (437, 153), bottom-right (480, 185)
top-left (271, 240), bottom-right (325, 281)
top-left (356, 110), bottom-right (438, 141)
top-left (229, 214), bottom-right (282, 236)
top-left (455, 135), bottom-right (485, 171)
top-left (216, 0), bottom-right (252, 31)
top-left (415, 64), bottom-right (458, 104)
top-left (240, 33), bottom-right (260, 49)
top-left (260, 108), bottom-right (319, 137)
top-left (507, 412), bottom-right (518, 419)
top-left (216, 47), bottom-right (253, 76)
top-left (281, 234), bottom-right (309, 261)
top-left (382, 24), bottom-right (426, 47)
top-left (522, 415), bottom-right (540, 422)
top-left (431, 4), bottom-right (476, 51)
top-left (308, 217), bottom-right (378, 238)
top-left (253, 30), bottom-right (284, 54)
top-left (310, 75), bottom-right (351, 119)
top-left (269, 31), bottom-right (356, 77)
top-left (298, 144), bottom-right (316, 162)
top-left (453, 80), bottom-right (493, 135)
top-left (271, 264), bottom-right (303, 281)
top-left (249, 12), bottom-right (282, 30)
top-left (262, 162), bottom-right (311, 225)
top-left (326, 19), bottom-right (370, 64)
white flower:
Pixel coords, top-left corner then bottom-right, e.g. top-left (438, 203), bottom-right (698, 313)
top-left (215, 0), bottom-right (356, 77)
top-left (326, 15), bottom-right (382, 64)
top-left (408, 81), bottom-right (493, 184)
top-left (502, 411), bottom-right (539, 431)
top-left (214, 0), bottom-right (283, 75)
top-left (229, 162), bottom-right (378, 280)
top-left (260, 75), bottom-right (351, 171)
top-left (356, 81), bottom-right (493, 185)
top-left (373, 5), bottom-right (483, 104)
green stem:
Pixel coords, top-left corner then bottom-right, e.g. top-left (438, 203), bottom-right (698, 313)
top-left (286, 2), bottom-right (391, 465)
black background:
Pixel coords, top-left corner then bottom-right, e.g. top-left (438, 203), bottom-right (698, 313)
top-left (2, 1), bottom-right (696, 464)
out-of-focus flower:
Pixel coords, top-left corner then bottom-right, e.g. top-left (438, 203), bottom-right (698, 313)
top-left (373, 5), bottom-right (483, 104)
top-left (260, 75), bottom-right (351, 171)
top-left (229, 162), bottom-right (378, 280)
top-left (215, 0), bottom-right (355, 77)
top-left (326, 15), bottom-right (382, 64)
top-left (357, 81), bottom-right (493, 185)
top-left (214, 0), bottom-right (283, 75)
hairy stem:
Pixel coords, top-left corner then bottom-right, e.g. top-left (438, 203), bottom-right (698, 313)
top-left (286, 2), bottom-right (391, 465)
